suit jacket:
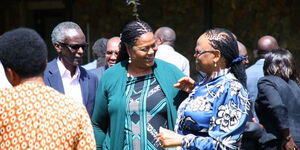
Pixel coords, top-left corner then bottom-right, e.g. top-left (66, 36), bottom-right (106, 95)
top-left (246, 59), bottom-right (265, 104)
top-left (246, 59), bottom-right (265, 122)
top-left (89, 66), bottom-right (106, 82)
top-left (256, 75), bottom-right (300, 147)
top-left (43, 58), bottom-right (98, 116)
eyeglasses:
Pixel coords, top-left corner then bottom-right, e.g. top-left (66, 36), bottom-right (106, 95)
top-left (60, 43), bottom-right (88, 52)
top-left (106, 51), bottom-right (119, 56)
top-left (194, 50), bottom-right (214, 56)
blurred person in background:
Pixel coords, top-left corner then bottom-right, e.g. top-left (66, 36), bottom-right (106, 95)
top-left (90, 36), bottom-right (121, 81)
top-left (82, 37), bottom-right (108, 70)
top-left (246, 35), bottom-right (279, 121)
top-left (237, 41), bottom-right (249, 66)
top-left (155, 26), bottom-right (190, 76)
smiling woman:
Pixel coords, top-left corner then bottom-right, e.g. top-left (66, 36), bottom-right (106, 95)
top-left (91, 20), bottom-right (189, 150)
top-left (158, 28), bottom-right (250, 150)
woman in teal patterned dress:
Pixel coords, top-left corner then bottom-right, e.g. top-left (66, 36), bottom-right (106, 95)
top-left (91, 20), bottom-right (189, 150)
top-left (158, 28), bottom-right (250, 150)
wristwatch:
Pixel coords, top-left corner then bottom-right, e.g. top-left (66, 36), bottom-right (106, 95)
top-left (285, 135), bottom-right (292, 141)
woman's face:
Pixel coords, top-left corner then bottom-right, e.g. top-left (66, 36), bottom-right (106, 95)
top-left (194, 34), bottom-right (218, 74)
top-left (128, 32), bottom-right (157, 69)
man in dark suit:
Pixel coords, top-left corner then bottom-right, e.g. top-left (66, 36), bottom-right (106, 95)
top-left (44, 21), bottom-right (98, 116)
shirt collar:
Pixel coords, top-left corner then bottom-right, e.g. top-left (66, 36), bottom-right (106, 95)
top-left (158, 44), bottom-right (175, 51)
top-left (57, 58), bottom-right (81, 80)
top-left (256, 58), bottom-right (265, 65)
top-left (198, 68), bottom-right (230, 85)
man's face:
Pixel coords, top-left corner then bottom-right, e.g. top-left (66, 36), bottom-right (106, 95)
top-left (58, 28), bottom-right (87, 68)
top-left (105, 37), bottom-right (121, 67)
top-left (238, 41), bottom-right (249, 66)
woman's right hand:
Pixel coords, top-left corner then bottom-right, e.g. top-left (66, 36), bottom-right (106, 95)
top-left (281, 129), bottom-right (299, 150)
top-left (173, 77), bottom-right (196, 93)
top-left (281, 137), bottom-right (299, 150)
top-left (157, 127), bottom-right (183, 148)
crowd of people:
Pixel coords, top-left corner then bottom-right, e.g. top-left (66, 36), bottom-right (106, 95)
top-left (0, 19), bottom-right (300, 150)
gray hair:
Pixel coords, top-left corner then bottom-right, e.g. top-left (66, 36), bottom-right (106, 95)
top-left (155, 27), bottom-right (176, 47)
top-left (92, 38), bottom-right (108, 58)
top-left (51, 21), bottom-right (83, 44)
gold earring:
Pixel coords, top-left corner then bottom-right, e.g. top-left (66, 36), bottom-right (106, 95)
top-left (214, 62), bottom-right (217, 67)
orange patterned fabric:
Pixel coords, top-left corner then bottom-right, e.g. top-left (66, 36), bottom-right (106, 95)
top-left (0, 83), bottom-right (96, 150)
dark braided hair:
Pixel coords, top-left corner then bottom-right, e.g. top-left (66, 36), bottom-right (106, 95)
top-left (117, 20), bottom-right (153, 62)
top-left (204, 28), bottom-right (247, 87)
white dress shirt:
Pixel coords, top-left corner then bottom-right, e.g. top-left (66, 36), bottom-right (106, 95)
top-left (57, 59), bottom-right (83, 104)
top-left (155, 45), bottom-right (190, 76)
top-left (82, 60), bottom-right (97, 70)
top-left (0, 61), bottom-right (12, 89)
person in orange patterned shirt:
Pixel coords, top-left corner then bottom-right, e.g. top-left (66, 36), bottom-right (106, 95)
top-left (0, 28), bottom-right (96, 150)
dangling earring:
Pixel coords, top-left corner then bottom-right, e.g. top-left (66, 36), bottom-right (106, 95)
top-left (128, 57), bottom-right (131, 63)
top-left (214, 61), bottom-right (217, 67)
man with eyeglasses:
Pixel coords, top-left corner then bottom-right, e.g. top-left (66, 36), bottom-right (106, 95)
top-left (89, 36), bottom-right (121, 81)
top-left (105, 37), bottom-right (121, 68)
top-left (43, 21), bottom-right (98, 117)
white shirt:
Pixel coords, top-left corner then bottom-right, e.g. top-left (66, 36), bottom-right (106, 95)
top-left (155, 45), bottom-right (190, 76)
top-left (57, 59), bottom-right (83, 104)
top-left (0, 61), bottom-right (12, 89)
top-left (82, 60), bottom-right (97, 70)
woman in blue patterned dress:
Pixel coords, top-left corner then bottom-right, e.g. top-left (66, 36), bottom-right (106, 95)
top-left (158, 28), bottom-right (250, 150)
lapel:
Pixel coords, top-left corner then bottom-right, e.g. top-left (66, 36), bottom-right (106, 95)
top-left (46, 58), bottom-right (65, 93)
top-left (79, 67), bottom-right (88, 106)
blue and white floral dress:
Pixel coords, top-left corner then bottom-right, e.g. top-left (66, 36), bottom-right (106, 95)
top-left (175, 69), bottom-right (250, 150)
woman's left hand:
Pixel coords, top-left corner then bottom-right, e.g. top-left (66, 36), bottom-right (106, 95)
top-left (157, 127), bottom-right (183, 148)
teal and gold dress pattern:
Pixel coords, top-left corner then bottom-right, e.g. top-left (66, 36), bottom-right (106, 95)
top-left (123, 74), bottom-right (167, 150)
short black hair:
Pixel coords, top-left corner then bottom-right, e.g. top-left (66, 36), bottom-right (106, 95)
top-left (0, 28), bottom-right (48, 78)
top-left (264, 48), bottom-right (299, 83)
